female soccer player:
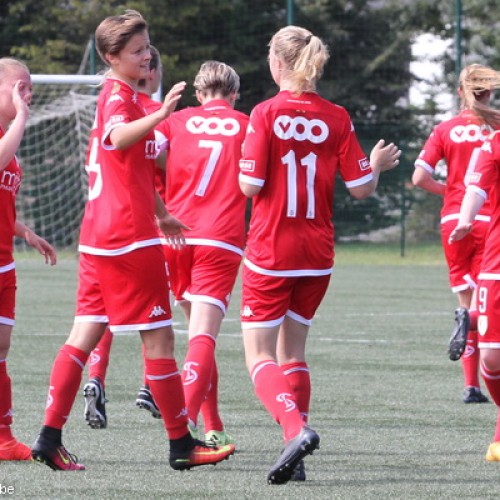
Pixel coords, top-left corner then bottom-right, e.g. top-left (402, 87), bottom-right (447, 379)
top-left (449, 78), bottom-right (500, 461)
top-left (31, 10), bottom-right (234, 471)
top-left (157, 60), bottom-right (249, 446)
top-left (413, 64), bottom-right (500, 403)
top-left (0, 57), bottom-right (57, 461)
top-left (83, 45), bottom-right (166, 427)
top-left (238, 26), bottom-right (400, 484)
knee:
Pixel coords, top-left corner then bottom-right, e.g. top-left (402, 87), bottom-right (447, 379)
top-left (481, 349), bottom-right (500, 372)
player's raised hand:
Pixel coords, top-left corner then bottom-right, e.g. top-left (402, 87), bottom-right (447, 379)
top-left (160, 81), bottom-right (186, 118)
top-left (370, 139), bottom-right (401, 172)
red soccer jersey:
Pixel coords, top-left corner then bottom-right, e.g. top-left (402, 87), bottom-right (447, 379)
top-left (78, 78), bottom-right (161, 255)
top-left (239, 90), bottom-right (372, 274)
top-left (0, 127), bottom-right (22, 268)
top-left (467, 130), bottom-right (500, 277)
top-left (137, 92), bottom-right (166, 200)
top-left (415, 110), bottom-right (493, 220)
top-left (158, 100), bottom-right (249, 252)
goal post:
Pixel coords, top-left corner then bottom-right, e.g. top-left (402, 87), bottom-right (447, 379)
top-left (15, 75), bottom-right (102, 251)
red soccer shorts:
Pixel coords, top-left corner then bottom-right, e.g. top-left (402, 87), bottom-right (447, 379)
top-left (164, 244), bottom-right (242, 314)
top-left (476, 279), bottom-right (500, 349)
top-left (441, 218), bottom-right (488, 293)
top-left (240, 266), bottom-right (331, 328)
top-left (0, 268), bottom-right (16, 325)
top-left (76, 246), bottom-right (172, 332)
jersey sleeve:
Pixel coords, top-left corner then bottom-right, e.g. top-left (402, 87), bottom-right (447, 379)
top-left (337, 114), bottom-right (373, 189)
top-left (239, 105), bottom-right (268, 187)
top-left (101, 90), bottom-right (135, 150)
top-left (415, 126), bottom-right (443, 174)
top-left (467, 131), bottom-right (500, 199)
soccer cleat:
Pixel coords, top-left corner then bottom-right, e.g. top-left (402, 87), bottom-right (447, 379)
top-left (486, 441), bottom-right (500, 462)
top-left (290, 459), bottom-right (306, 481)
top-left (136, 386), bottom-right (161, 419)
top-left (83, 378), bottom-right (107, 429)
top-left (32, 436), bottom-right (85, 471)
top-left (463, 387), bottom-right (490, 404)
top-left (0, 439), bottom-right (32, 461)
top-left (267, 426), bottom-right (320, 485)
top-left (448, 307), bottom-right (470, 361)
top-left (205, 429), bottom-right (235, 447)
top-left (169, 440), bottom-right (235, 471)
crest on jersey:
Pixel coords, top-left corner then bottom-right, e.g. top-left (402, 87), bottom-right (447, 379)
top-left (478, 315), bottom-right (488, 336)
top-left (358, 157), bottom-right (370, 171)
top-left (239, 159), bottom-right (255, 172)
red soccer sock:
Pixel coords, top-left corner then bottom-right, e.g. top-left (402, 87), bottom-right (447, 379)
top-left (145, 358), bottom-right (188, 439)
top-left (0, 360), bottom-right (13, 443)
top-left (200, 360), bottom-right (223, 432)
top-left (462, 330), bottom-right (480, 388)
top-left (481, 362), bottom-right (500, 442)
top-left (44, 344), bottom-right (89, 430)
top-left (88, 327), bottom-right (113, 387)
top-left (182, 334), bottom-right (216, 427)
top-left (469, 309), bottom-right (478, 331)
top-left (281, 361), bottom-right (311, 424)
top-left (251, 360), bottom-right (304, 442)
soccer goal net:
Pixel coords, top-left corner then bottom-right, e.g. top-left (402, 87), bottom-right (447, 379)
top-left (15, 75), bottom-right (101, 251)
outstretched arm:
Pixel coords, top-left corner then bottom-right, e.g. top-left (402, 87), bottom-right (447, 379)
top-left (349, 139), bottom-right (401, 199)
top-left (15, 221), bottom-right (56, 265)
top-left (449, 189), bottom-right (486, 243)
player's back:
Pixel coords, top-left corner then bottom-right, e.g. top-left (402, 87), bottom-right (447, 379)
top-left (162, 100), bottom-right (249, 248)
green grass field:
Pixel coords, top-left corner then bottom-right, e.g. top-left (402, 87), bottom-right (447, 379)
top-left (2, 243), bottom-right (498, 499)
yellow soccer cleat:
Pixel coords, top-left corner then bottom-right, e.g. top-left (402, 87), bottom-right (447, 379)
top-left (486, 441), bottom-right (500, 462)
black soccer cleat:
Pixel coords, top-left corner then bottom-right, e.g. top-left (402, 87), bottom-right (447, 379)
top-left (83, 378), bottom-right (107, 429)
top-left (289, 458), bottom-right (306, 481)
top-left (136, 385), bottom-right (162, 419)
top-left (267, 426), bottom-right (319, 485)
top-left (463, 387), bottom-right (490, 404)
top-left (448, 307), bottom-right (470, 361)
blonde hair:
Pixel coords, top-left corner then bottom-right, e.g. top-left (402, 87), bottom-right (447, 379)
top-left (0, 58), bottom-right (29, 80)
top-left (95, 10), bottom-right (148, 64)
top-left (459, 64), bottom-right (500, 128)
top-left (193, 60), bottom-right (240, 97)
top-left (269, 25), bottom-right (329, 94)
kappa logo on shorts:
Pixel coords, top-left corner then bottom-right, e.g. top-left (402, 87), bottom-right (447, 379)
top-left (241, 305), bottom-right (255, 317)
top-left (149, 305), bottom-right (167, 318)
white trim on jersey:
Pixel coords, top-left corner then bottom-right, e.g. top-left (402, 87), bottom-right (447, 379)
top-left (78, 238), bottom-right (162, 256)
top-left (414, 159), bottom-right (434, 175)
top-left (466, 184), bottom-right (488, 200)
top-left (478, 272), bottom-right (500, 280)
top-left (183, 292), bottom-right (227, 314)
top-left (244, 257), bottom-right (332, 277)
top-left (440, 213), bottom-right (491, 224)
top-left (0, 262), bottom-right (15, 273)
top-left (344, 172), bottom-right (374, 189)
top-left (185, 238), bottom-right (243, 255)
top-left (101, 122), bottom-right (126, 150)
top-left (238, 173), bottom-right (265, 187)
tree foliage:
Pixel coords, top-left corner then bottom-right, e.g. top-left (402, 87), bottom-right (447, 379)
top-left (1, 0), bottom-right (499, 239)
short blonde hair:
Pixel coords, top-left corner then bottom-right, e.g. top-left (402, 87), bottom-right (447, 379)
top-left (193, 60), bottom-right (240, 97)
top-left (0, 58), bottom-right (29, 80)
top-left (459, 64), bottom-right (500, 127)
top-left (95, 10), bottom-right (148, 64)
top-left (269, 25), bottom-right (329, 94)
